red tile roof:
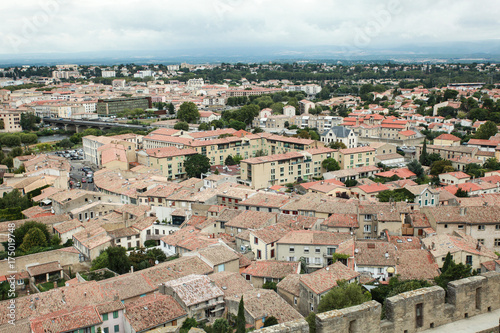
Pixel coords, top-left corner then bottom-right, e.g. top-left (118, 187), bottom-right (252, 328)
top-left (435, 133), bottom-right (461, 141)
top-left (241, 260), bottom-right (300, 279)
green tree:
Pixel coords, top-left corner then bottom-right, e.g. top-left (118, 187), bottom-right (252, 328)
top-left (184, 154), bottom-right (211, 178)
top-left (484, 158), bottom-right (500, 170)
top-left (264, 316), bottom-right (279, 327)
top-left (262, 281), bottom-right (277, 291)
top-left (20, 113), bottom-right (40, 131)
top-left (13, 221), bottom-right (51, 250)
top-left (430, 160), bottom-right (453, 176)
top-left (177, 102), bottom-right (200, 123)
top-left (198, 122), bottom-right (210, 131)
top-left (377, 189), bottom-right (415, 203)
top-left (306, 312), bottom-right (316, 333)
top-left (212, 318), bottom-right (230, 333)
top-left (180, 317), bottom-right (199, 333)
top-left (20, 227), bottom-right (47, 252)
top-left (322, 158), bottom-right (340, 172)
top-left (465, 163), bottom-right (485, 178)
top-left (328, 141), bottom-right (347, 149)
top-left (475, 120), bottom-right (498, 140)
top-left (419, 140), bottom-right (428, 165)
top-left (443, 89), bottom-right (459, 100)
top-left (455, 188), bottom-right (469, 197)
top-left (57, 138), bottom-right (74, 149)
top-left (1, 135), bottom-right (21, 147)
top-left (225, 155), bottom-right (236, 166)
top-left (236, 296), bottom-right (246, 333)
top-left (167, 103), bottom-right (175, 115)
top-left (91, 251), bottom-right (109, 271)
top-left (317, 281), bottom-right (371, 313)
top-left (233, 155), bottom-right (243, 164)
top-left (20, 133), bottom-right (38, 145)
top-left (407, 160), bottom-right (424, 179)
top-left (434, 253), bottom-right (476, 289)
top-left (174, 121), bottom-right (189, 131)
top-left (228, 120), bottom-right (246, 130)
top-left (106, 246), bottom-right (131, 274)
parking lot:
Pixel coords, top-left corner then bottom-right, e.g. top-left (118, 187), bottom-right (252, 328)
top-left (51, 149), bottom-right (97, 191)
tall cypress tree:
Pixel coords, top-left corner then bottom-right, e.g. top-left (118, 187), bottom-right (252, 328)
top-left (419, 139), bottom-right (428, 166)
top-left (236, 296), bottom-right (245, 333)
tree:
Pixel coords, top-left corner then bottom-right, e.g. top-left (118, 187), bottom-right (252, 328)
top-left (419, 140), bottom-right (428, 165)
top-left (443, 89), bottom-right (459, 100)
top-left (434, 253), bottom-right (476, 289)
top-left (174, 121), bottom-right (189, 131)
top-left (430, 160), bottom-right (453, 176)
top-left (236, 296), bottom-right (246, 333)
top-left (184, 154), bottom-right (210, 178)
top-left (407, 160), bottom-right (424, 179)
top-left (322, 158), bottom-right (340, 172)
top-left (344, 179), bottom-right (358, 187)
top-left (1, 135), bottom-right (21, 147)
top-left (198, 122), bottom-right (210, 131)
top-left (20, 227), bottom-right (47, 252)
top-left (20, 133), bottom-right (38, 145)
top-left (212, 318), bottom-right (230, 333)
top-left (20, 113), bottom-right (40, 131)
top-left (13, 221), bottom-right (51, 250)
top-left (262, 281), bottom-right (277, 291)
top-left (167, 103), bottom-right (175, 115)
top-left (180, 317), bottom-right (198, 333)
top-left (91, 251), bottom-right (109, 271)
top-left (177, 102), bottom-right (200, 123)
top-left (484, 158), bottom-right (500, 171)
top-left (317, 281), bottom-right (371, 313)
top-left (264, 316), bottom-right (279, 327)
top-left (306, 312), bottom-right (316, 333)
top-left (377, 189), bottom-right (415, 203)
top-left (57, 138), bottom-right (74, 149)
top-left (225, 155), bottom-right (236, 166)
top-left (475, 121), bottom-right (498, 139)
top-left (228, 120), bottom-right (246, 130)
top-left (233, 155), bottom-right (243, 164)
top-left (465, 163), bottom-right (485, 178)
top-left (455, 188), bottom-right (469, 197)
top-left (328, 141), bottom-right (347, 149)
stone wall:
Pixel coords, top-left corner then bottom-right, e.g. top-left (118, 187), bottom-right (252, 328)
top-left (0, 248), bottom-right (84, 275)
top-left (251, 319), bottom-right (309, 333)
top-left (253, 272), bottom-right (500, 333)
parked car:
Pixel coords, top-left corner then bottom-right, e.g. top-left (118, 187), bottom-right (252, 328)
top-left (81, 178), bottom-right (87, 183)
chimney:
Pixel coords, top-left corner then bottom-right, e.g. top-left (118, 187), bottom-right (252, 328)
top-left (130, 266), bottom-right (134, 273)
top-left (460, 207), bottom-right (466, 216)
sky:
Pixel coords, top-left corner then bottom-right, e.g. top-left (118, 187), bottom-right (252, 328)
top-left (0, 0), bottom-right (499, 56)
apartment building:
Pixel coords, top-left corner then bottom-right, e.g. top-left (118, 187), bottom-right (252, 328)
top-left (96, 97), bottom-right (152, 116)
top-left (276, 230), bottom-right (354, 271)
top-left (83, 134), bottom-right (140, 166)
top-left (137, 147), bottom-right (197, 180)
top-left (0, 110), bottom-right (21, 132)
top-left (337, 146), bottom-right (376, 169)
top-left (320, 126), bottom-right (358, 148)
top-left (240, 147), bottom-right (334, 189)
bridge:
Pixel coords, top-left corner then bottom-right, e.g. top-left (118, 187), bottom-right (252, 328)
top-left (43, 118), bottom-right (153, 133)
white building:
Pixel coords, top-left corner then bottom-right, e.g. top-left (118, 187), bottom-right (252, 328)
top-left (101, 70), bottom-right (116, 78)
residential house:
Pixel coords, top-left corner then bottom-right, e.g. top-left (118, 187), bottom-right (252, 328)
top-left (241, 260), bottom-right (300, 288)
top-left (320, 126), bottom-right (358, 149)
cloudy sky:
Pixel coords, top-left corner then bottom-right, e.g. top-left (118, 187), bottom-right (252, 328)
top-left (1, 0), bottom-right (499, 56)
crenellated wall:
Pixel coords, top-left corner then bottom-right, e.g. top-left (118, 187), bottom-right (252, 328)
top-left (254, 272), bottom-right (500, 333)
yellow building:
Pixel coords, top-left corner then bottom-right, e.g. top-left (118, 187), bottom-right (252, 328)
top-left (0, 110), bottom-right (21, 132)
top-left (433, 133), bottom-right (461, 146)
top-left (240, 147), bottom-right (334, 189)
top-left (337, 146), bottom-right (376, 169)
top-left (137, 147), bottom-right (197, 180)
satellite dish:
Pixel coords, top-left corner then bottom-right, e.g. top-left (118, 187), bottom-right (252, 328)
top-left (155, 260), bottom-right (159, 265)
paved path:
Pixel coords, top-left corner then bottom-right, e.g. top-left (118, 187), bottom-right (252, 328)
top-left (422, 309), bottom-right (500, 333)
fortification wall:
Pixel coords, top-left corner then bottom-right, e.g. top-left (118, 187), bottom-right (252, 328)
top-left (254, 271), bottom-right (500, 333)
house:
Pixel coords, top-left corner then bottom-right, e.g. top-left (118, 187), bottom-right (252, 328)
top-left (224, 210), bottom-right (277, 236)
top-left (209, 271), bottom-right (254, 298)
top-left (320, 126), bottom-right (358, 149)
top-left (26, 261), bottom-right (63, 284)
top-left (160, 274), bottom-right (225, 322)
top-left (404, 185), bottom-right (440, 207)
top-left (375, 153), bottom-right (405, 167)
top-left (225, 289), bottom-right (303, 330)
top-left (351, 183), bottom-right (389, 200)
top-left (439, 171), bottom-right (471, 185)
top-left (276, 274), bottom-right (301, 312)
top-left (249, 224), bottom-right (295, 261)
top-left (30, 306), bottom-right (103, 333)
top-left (183, 243), bottom-right (240, 274)
top-left (434, 133), bottom-right (461, 146)
top-left (375, 168), bottom-right (416, 180)
top-left (298, 262), bottom-right (360, 315)
top-left (422, 232), bottom-right (498, 271)
top-left (276, 230), bottom-right (354, 271)
top-left (123, 294), bottom-right (187, 332)
top-left (241, 260), bottom-right (300, 288)
top-left (353, 240), bottom-right (397, 282)
top-left (320, 213), bottom-right (359, 233)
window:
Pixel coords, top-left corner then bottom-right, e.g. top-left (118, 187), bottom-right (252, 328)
top-left (478, 225), bottom-right (485, 231)
top-left (304, 247), bottom-right (309, 254)
top-left (458, 225), bottom-right (464, 230)
top-left (270, 249), bottom-right (275, 258)
top-left (113, 311), bottom-right (118, 319)
top-left (364, 225), bottom-right (371, 233)
top-left (466, 255), bottom-right (473, 266)
top-left (257, 250), bottom-right (262, 260)
top-left (218, 264), bottom-right (225, 272)
top-left (114, 325), bottom-right (120, 332)
top-left (315, 247), bottom-right (321, 254)
top-left (289, 246), bottom-right (295, 253)
top-left (416, 303), bottom-right (423, 328)
top-left (315, 257), bottom-right (321, 264)
top-left (478, 239), bottom-right (484, 245)
top-left (364, 214), bottom-right (372, 221)
top-left (103, 328), bottom-right (109, 333)
top-left (288, 257), bottom-right (296, 262)
top-left (103, 313), bottom-right (108, 321)
top-left (294, 297), bottom-right (297, 305)
top-left (495, 239), bottom-right (500, 247)
top-left (378, 268), bottom-right (384, 274)
top-left (254, 237), bottom-right (258, 245)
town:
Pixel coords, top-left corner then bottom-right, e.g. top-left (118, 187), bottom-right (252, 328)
top-left (0, 62), bottom-right (499, 333)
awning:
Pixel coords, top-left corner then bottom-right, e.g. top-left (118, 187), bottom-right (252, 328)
top-left (41, 199), bottom-right (52, 205)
